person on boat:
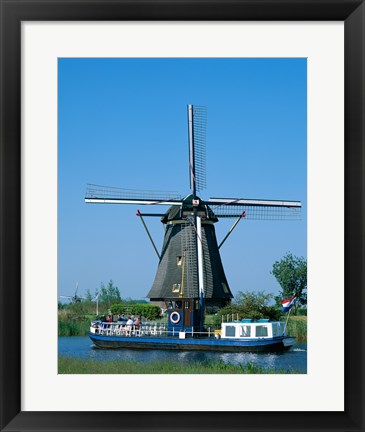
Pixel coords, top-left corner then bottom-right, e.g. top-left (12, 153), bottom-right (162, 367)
top-left (134, 316), bottom-right (140, 329)
top-left (118, 314), bottom-right (127, 324)
top-left (125, 316), bottom-right (134, 335)
top-left (106, 314), bottom-right (112, 322)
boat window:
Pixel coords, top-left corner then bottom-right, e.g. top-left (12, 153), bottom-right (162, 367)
top-left (225, 326), bottom-right (236, 337)
top-left (278, 322), bottom-right (285, 335)
top-left (177, 256), bottom-right (182, 266)
top-left (272, 323), bottom-right (278, 337)
top-left (184, 301), bottom-right (190, 310)
top-left (175, 301), bottom-right (182, 310)
top-left (256, 326), bottom-right (268, 337)
top-left (240, 325), bottom-right (251, 337)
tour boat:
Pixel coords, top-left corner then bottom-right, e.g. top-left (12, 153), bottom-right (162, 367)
top-left (88, 318), bottom-right (295, 352)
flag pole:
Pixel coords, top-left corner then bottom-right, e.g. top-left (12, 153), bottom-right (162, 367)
top-left (282, 307), bottom-right (292, 336)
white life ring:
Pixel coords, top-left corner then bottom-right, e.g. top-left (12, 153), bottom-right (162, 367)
top-left (170, 311), bottom-right (181, 324)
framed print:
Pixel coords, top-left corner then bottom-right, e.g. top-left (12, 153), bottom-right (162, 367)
top-left (0, 0), bottom-right (364, 431)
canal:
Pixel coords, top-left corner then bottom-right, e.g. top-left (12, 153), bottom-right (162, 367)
top-left (58, 336), bottom-right (307, 373)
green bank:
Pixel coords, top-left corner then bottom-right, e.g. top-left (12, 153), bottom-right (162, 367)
top-left (58, 356), bottom-right (301, 374)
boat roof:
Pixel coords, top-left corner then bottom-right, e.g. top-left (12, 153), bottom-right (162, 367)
top-left (223, 319), bottom-right (282, 325)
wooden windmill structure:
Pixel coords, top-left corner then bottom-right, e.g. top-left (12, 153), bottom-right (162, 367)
top-left (85, 105), bottom-right (301, 332)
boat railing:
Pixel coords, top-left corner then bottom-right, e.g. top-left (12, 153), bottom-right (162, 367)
top-left (221, 314), bottom-right (241, 323)
top-left (92, 322), bottom-right (167, 337)
top-left (91, 322), bottom-right (218, 338)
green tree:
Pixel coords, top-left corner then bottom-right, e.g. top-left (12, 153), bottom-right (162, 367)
top-left (218, 290), bottom-right (281, 321)
top-left (85, 288), bottom-right (93, 301)
top-left (271, 253), bottom-right (307, 309)
top-left (99, 280), bottom-right (122, 307)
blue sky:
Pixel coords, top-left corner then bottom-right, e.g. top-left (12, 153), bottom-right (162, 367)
top-left (58, 58), bottom-right (307, 301)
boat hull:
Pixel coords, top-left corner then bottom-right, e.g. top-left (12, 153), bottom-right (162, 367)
top-left (88, 333), bottom-right (295, 352)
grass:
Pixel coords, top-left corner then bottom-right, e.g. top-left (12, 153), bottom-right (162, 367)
top-left (58, 356), bottom-right (301, 374)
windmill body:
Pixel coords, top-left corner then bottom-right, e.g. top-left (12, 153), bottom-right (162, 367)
top-left (148, 194), bottom-right (232, 305)
top-left (147, 194), bottom-right (233, 331)
top-left (85, 105), bottom-right (301, 333)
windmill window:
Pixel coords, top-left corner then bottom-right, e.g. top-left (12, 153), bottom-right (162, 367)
top-left (172, 283), bottom-right (181, 293)
top-left (222, 283), bottom-right (229, 294)
top-left (177, 256), bottom-right (182, 266)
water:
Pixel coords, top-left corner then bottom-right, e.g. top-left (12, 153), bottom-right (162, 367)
top-left (58, 336), bottom-right (307, 373)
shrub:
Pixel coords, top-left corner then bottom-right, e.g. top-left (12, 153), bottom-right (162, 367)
top-left (216, 291), bottom-right (282, 322)
top-left (110, 303), bottom-right (161, 321)
top-left (296, 307), bottom-right (307, 316)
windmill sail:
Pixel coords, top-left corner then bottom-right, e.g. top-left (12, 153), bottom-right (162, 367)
top-left (208, 197), bottom-right (301, 220)
top-left (187, 105), bottom-right (208, 329)
top-left (188, 105), bottom-right (207, 194)
top-left (85, 184), bottom-right (183, 206)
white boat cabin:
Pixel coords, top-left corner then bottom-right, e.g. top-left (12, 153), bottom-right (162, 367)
top-left (221, 319), bottom-right (287, 339)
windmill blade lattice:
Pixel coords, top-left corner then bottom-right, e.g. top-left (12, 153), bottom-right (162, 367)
top-left (208, 197), bottom-right (301, 220)
top-left (188, 105), bottom-right (207, 193)
top-left (211, 205), bottom-right (301, 220)
top-left (85, 184), bottom-right (183, 206)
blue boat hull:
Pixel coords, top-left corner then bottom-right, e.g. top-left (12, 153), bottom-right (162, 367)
top-left (88, 333), bottom-right (295, 352)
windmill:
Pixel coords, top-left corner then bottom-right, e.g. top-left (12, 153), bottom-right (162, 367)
top-left (59, 282), bottom-right (86, 303)
top-left (85, 105), bottom-right (301, 332)
top-left (92, 292), bottom-right (100, 316)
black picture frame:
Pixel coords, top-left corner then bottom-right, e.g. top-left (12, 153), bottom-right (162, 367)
top-left (0, 1), bottom-right (364, 431)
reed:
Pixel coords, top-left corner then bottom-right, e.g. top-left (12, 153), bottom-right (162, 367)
top-left (285, 316), bottom-right (307, 342)
top-left (58, 320), bottom-right (90, 336)
top-left (58, 356), bottom-right (302, 374)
